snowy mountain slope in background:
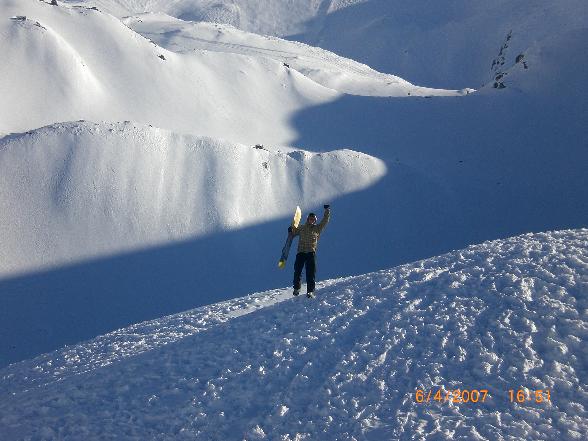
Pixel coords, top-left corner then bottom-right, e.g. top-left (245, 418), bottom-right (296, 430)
top-left (285, 23), bottom-right (588, 279)
top-left (1, 229), bottom-right (587, 440)
top-left (0, 0), bottom-right (458, 141)
top-left (0, 121), bottom-right (385, 277)
top-left (0, 0), bottom-right (337, 144)
top-left (67, 0), bottom-right (588, 89)
top-left (296, 0), bottom-right (588, 89)
top-left (123, 13), bottom-right (469, 97)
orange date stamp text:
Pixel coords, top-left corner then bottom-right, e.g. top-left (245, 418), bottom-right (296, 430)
top-left (414, 388), bottom-right (552, 404)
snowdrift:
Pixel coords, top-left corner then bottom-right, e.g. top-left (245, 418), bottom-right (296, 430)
top-left (1, 229), bottom-right (586, 440)
top-left (0, 121), bottom-right (385, 277)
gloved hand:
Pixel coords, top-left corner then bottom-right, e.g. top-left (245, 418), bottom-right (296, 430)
top-left (324, 204), bottom-right (330, 210)
top-left (288, 226), bottom-right (293, 233)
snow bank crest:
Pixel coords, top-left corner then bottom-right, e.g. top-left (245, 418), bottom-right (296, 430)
top-left (0, 121), bottom-right (386, 276)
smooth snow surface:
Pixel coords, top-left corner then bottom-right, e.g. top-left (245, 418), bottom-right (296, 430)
top-left (1, 229), bottom-right (587, 440)
top-left (0, 0), bottom-right (459, 143)
top-left (64, 0), bottom-right (338, 36)
top-left (0, 121), bottom-right (384, 277)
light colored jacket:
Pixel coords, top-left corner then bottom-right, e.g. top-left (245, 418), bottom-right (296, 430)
top-left (292, 209), bottom-right (330, 253)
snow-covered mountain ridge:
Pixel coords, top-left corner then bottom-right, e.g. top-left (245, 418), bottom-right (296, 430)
top-left (66, 0), bottom-right (588, 89)
top-left (0, 0), bottom-right (334, 142)
top-left (1, 229), bottom-right (586, 440)
top-left (0, 121), bottom-right (385, 277)
top-left (0, 120), bottom-right (386, 367)
top-left (0, 0), bottom-right (459, 141)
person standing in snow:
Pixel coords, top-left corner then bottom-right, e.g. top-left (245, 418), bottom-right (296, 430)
top-left (289, 205), bottom-right (331, 298)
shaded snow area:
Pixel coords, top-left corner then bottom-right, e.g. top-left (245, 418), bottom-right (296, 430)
top-left (1, 229), bottom-right (587, 440)
top-left (0, 121), bottom-right (384, 367)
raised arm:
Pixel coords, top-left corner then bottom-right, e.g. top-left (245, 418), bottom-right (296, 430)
top-left (317, 206), bottom-right (331, 233)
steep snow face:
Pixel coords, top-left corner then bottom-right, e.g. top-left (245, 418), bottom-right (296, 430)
top-left (0, 0), bottom-right (338, 144)
top-left (0, 121), bottom-right (385, 277)
top-left (1, 229), bottom-right (586, 439)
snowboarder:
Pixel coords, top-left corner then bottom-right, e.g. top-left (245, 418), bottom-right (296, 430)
top-left (290, 205), bottom-right (330, 298)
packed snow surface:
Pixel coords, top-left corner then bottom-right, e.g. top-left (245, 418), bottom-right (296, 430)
top-left (1, 229), bottom-right (587, 440)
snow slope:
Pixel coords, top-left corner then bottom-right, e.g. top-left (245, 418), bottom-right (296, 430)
top-left (0, 121), bottom-right (385, 366)
top-left (1, 0), bottom-right (587, 369)
top-left (1, 229), bottom-right (586, 440)
top-left (0, 0), bottom-right (338, 144)
top-left (296, 0), bottom-right (588, 89)
top-left (69, 0), bottom-right (588, 89)
top-left (63, 0), bottom-right (327, 36)
top-left (0, 121), bottom-right (384, 277)
top-left (0, 0), bottom-right (459, 142)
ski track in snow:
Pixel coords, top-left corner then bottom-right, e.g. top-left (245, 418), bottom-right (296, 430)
top-left (1, 229), bottom-right (587, 440)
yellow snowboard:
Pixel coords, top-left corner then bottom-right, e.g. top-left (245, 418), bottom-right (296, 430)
top-left (278, 206), bottom-right (302, 268)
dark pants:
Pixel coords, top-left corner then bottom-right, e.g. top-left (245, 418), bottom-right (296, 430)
top-left (293, 252), bottom-right (316, 293)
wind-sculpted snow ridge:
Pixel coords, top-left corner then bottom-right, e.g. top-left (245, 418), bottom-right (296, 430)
top-left (0, 121), bottom-right (385, 277)
top-left (1, 229), bottom-right (586, 440)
